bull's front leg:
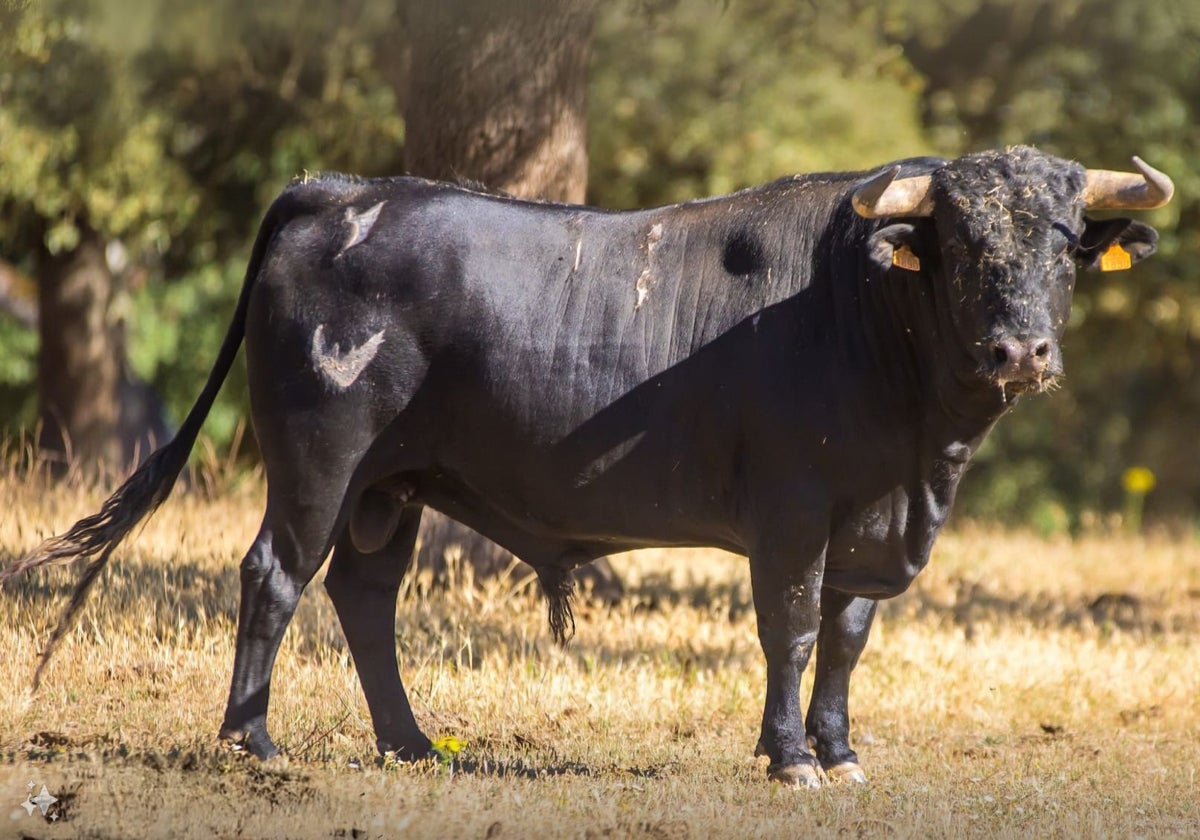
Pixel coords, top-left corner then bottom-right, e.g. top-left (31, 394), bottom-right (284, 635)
top-left (805, 589), bottom-right (876, 783)
top-left (749, 526), bottom-right (827, 787)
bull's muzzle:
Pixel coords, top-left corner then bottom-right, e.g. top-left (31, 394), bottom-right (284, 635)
top-left (988, 334), bottom-right (1058, 391)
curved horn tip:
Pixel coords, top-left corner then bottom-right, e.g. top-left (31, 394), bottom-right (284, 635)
top-left (1131, 156), bottom-right (1175, 205)
top-left (851, 166), bottom-right (902, 219)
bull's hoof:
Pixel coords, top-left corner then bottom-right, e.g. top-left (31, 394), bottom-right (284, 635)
top-left (767, 762), bottom-right (823, 788)
top-left (377, 738), bottom-right (435, 764)
top-left (218, 726), bottom-right (280, 761)
top-left (824, 761), bottom-right (867, 784)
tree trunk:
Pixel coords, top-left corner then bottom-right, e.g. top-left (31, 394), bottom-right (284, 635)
top-left (402, 0), bottom-right (596, 202)
top-left (36, 225), bottom-right (125, 478)
top-left (399, 0), bottom-right (622, 601)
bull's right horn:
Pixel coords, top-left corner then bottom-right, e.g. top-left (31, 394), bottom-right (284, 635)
top-left (1083, 157), bottom-right (1174, 210)
top-left (852, 166), bottom-right (935, 219)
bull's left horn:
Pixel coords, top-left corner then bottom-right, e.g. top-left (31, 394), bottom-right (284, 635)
top-left (852, 167), bottom-right (934, 219)
top-left (1083, 157), bottom-right (1174, 210)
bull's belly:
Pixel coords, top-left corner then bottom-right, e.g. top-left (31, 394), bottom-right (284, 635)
top-left (417, 464), bottom-right (744, 562)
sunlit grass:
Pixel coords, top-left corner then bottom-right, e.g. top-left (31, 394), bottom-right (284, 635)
top-left (1, 458), bottom-right (1198, 837)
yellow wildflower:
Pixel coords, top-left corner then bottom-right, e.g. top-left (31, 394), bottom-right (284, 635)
top-left (431, 735), bottom-right (465, 763)
top-left (1122, 466), bottom-right (1156, 495)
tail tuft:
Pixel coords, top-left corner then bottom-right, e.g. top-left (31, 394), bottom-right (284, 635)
top-left (2, 438), bottom-right (191, 687)
top-left (2, 443), bottom-right (187, 583)
top-left (535, 565), bottom-right (576, 646)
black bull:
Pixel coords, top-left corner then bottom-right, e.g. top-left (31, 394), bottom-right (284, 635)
top-left (7, 146), bottom-right (1172, 786)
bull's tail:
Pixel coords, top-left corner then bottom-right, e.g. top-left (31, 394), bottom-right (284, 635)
top-left (3, 192), bottom-right (293, 688)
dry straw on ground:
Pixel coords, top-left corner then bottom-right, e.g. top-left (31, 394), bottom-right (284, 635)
top-left (0, 460), bottom-right (1197, 838)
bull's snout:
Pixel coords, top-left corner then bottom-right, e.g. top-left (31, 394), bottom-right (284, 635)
top-left (988, 335), bottom-right (1056, 383)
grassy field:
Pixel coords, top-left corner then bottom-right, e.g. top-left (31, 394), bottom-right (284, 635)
top-left (1, 462), bottom-right (1198, 839)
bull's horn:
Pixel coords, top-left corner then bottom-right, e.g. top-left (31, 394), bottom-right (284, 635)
top-left (852, 167), bottom-right (934, 219)
top-left (1083, 157), bottom-right (1174, 210)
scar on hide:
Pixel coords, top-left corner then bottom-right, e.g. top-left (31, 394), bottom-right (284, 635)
top-left (311, 324), bottom-right (386, 390)
top-left (634, 222), bottom-right (664, 310)
top-left (337, 201), bottom-right (386, 257)
top-left (573, 432), bottom-right (647, 488)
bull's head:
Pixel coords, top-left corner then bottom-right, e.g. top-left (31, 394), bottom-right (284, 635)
top-left (851, 146), bottom-right (1172, 400)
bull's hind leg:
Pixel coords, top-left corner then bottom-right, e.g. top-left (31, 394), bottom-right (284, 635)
top-left (218, 464), bottom-right (358, 759)
top-left (805, 590), bottom-right (875, 783)
top-left (325, 505), bottom-right (432, 761)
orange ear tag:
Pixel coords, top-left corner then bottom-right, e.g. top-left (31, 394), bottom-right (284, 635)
top-left (892, 245), bottom-right (921, 272)
top-left (1099, 242), bottom-right (1133, 272)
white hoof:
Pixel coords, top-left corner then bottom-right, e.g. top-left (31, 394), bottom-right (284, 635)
top-left (825, 761), bottom-right (867, 784)
top-left (768, 763), bottom-right (823, 788)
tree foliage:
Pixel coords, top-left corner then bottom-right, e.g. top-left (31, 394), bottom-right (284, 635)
top-left (589, 0), bottom-right (930, 207)
top-left (0, 0), bottom-right (1196, 523)
top-left (0, 0), bottom-right (194, 258)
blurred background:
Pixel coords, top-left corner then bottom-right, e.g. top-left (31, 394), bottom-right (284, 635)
top-left (1, 0), bottom-right (1197, 534)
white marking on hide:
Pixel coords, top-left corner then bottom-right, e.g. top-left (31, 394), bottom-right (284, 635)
top-left (311, 324), bottom-right (386, 390)
top-left (573, 238), bottom-right (583, 272)
top-left (337, 201), bottom-right (386, 257)
top-left (634, 222), bottom-right (664, 310)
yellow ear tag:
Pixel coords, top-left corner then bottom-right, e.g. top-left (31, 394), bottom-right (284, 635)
top-left (892, 244), bottom-right (921, 272)
top-left (1099, 242), bottom-right (1133, 272)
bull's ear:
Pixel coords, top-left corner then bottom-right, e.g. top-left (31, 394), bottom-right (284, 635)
top-left (1078, 218), bottom-right (1158, 272)
top-left (866, 223), bottom-right (923, 275)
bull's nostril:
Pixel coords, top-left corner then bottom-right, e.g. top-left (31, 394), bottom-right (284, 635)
top-left (992, 345), bottom-right (1010, 365)
top-left (1033, 341), bottom-right (1050, 358)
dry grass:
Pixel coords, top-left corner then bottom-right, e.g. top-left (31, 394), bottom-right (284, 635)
top-left (1, 460), bottom-right (1198, 839)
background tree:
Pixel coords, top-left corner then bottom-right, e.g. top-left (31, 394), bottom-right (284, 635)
top-left (400, 0), bottom-right (597, 202)
top-left (0, 0), bottom-right (195, 475)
